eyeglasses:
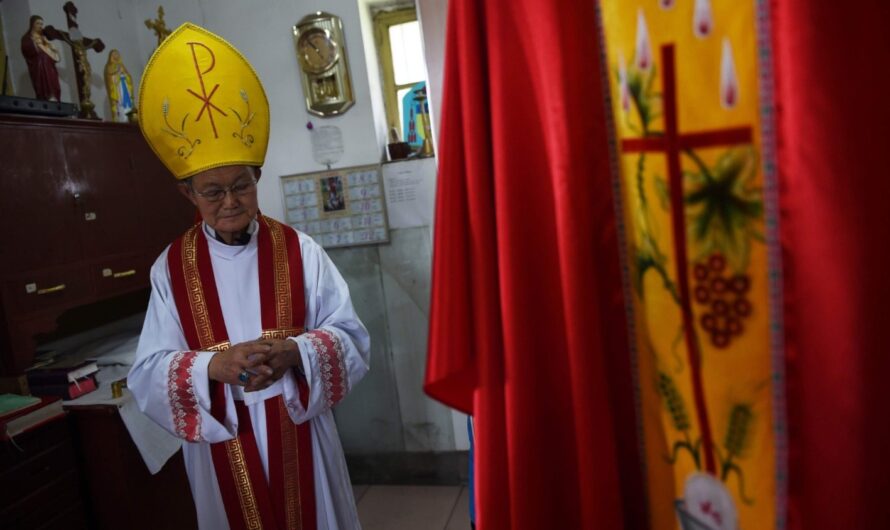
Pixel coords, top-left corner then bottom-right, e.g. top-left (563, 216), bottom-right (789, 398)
top-left (191, 178), bottom-right (257, 203)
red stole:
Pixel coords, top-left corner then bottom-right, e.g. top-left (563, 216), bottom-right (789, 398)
top-left (168, 215), bottom-right (317, 530)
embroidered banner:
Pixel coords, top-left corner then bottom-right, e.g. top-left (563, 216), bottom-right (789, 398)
top-left (598, 1), bottom-right (782, 528)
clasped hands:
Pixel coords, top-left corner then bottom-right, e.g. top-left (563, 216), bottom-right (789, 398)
top-left (207, 338), bottom-right (303, 392)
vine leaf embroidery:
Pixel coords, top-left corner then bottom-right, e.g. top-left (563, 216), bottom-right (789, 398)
top-left (616, 58), bottom-right (679, 306)
top-left (684, 147), bottom-right (764, 273)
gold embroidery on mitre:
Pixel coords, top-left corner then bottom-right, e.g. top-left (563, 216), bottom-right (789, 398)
top-left (231, 89), bottom-right (256, 147)
top-left (138, 22), bottom-right (270, 179)
top-left (161, 98), bottom-right (201, 159)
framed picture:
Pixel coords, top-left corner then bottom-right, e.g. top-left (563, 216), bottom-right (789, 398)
top-left (320, 174), bottom-right (348, 213)
top-left (280, 164), bottom-right (390, 248)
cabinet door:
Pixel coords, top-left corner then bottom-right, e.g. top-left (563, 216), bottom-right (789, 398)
top-left (62, 128), bottom-right (141, 258)
top-left (130, 135), bottom-right (197, 248)
top-left (0, 125), bottom-right (81, 274)
top-left (62, 127), bottom-right (192, 262)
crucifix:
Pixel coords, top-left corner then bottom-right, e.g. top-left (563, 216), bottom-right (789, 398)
top-left (44, 1), bottom-right (105, 119)
top-left (144, 6), bottom-right (172, 48)
top-left (621, 44), bottom-right (753, 476)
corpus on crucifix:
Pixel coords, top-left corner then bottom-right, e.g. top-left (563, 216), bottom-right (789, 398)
top-left (44, 1), bottom-right (105, 119)
top-left (144, 6), bottom-right (172, 48)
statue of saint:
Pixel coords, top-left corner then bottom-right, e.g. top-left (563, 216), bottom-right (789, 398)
top-left (20, 15), bottom-right (62, 101)
top-left (104, 49), bottom-right (134, 122)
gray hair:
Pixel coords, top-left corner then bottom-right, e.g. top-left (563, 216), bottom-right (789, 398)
top-left (179, 166), bottom-right (257, 191)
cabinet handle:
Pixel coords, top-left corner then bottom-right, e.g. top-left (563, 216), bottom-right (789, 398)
top-left (37, 284), bottom-right (66, 295)
top-left (113, 269), bottom-right (136, 279)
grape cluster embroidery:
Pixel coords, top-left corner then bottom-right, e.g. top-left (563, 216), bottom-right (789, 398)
top-left (692, 253), bottom-right (752, 349)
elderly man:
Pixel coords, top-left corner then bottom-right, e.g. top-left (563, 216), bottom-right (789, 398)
top-left (128, 23), bottom-right (369, 530)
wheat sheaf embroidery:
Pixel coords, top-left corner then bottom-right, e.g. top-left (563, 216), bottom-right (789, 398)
top-left (230, 89), bottom-right (255, 147)
top-left (161, 97), bottom-right (201, 159)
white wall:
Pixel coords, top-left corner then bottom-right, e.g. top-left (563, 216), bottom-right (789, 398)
top-left (357, 0), bottom-right (390, 156)
top-left (416, 0), bottom-right (446, 144)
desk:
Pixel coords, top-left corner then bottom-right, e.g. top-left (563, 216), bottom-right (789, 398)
top-left (67, 405), bottom-right (197, 529)
top-left (0, 414), bottom-right (88, 529)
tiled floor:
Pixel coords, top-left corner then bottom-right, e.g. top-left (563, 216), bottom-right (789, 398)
top-left (353, 485), bottom-right (471, 530)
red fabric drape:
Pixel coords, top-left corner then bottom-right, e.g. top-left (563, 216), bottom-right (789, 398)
top-left (775, 1), bottom-right (890, 529)
top-left (424, 0), bottom-right (644, 527)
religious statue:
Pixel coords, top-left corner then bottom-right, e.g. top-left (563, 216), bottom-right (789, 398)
top-left (20, 15), bottom-right (62, 101)
top-left (44, 2), bottom-right (105, 119)
top-left (104, 49), bottom-right (134, 123)
top-left (413, 86), bottom-right (434, 157)
top-left (144, 6), bottom-right (172, 47)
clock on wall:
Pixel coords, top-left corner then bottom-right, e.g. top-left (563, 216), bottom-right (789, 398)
top-left (292, 12), bottom-right (355, 117)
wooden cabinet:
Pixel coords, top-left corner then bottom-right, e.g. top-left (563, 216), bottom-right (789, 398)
top-left (0, 115), bottom-right (198, 526)
top-left (0, 115), bottom-right (194, 375)
top-left (66, 405), bottom-right (197, 530)
top-left (0, 415), bottom-right (89, 529)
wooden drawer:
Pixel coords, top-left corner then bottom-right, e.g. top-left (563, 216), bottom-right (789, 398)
top-left (1, 468), bottom-right (84, 529)
top-left (34, 501), bottom-right (88, 530)
top-left (0, 415), bottom-right (85, 530)
top-left (3, 266), bottom-right (92, 315)
top-left (92, 253), bottom-right (153, 297)
top-left (0, 439), bottom-right (77, 506)
top-left (0, 414), bottom-right (70, 470)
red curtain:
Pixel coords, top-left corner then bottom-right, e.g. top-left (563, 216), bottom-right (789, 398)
top-left (774, 1), bottom-right (890, 528)
top-left (427, 0), bottom-right (890, 528)
top-left (424, 0), bottom-right (644, 527)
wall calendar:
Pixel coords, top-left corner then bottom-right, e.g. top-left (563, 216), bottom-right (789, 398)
top-left (280, 164), bottom-right (389, 248)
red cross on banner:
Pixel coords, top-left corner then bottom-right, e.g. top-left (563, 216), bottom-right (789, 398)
top-left (620, 44), bottom-right (753, 476)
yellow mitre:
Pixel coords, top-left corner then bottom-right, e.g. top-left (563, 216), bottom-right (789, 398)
top-left (138, 23), bottom-right (269, 179)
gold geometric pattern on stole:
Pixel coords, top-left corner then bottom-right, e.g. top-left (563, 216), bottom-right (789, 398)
top-left (181, 224), bottom-right (217, 348)
top-left (261, 328), bottom-right (304, 340)
top-left (207, 341), bottom-right (232, 352)
top-left (203, 329), bottom-right (305, 353)
top-left (224, 437), bottom-right (264, 530)
top-left (262, 215), bottom-right (294, 329)
top-left (279, 398), bottom-right (302, 529)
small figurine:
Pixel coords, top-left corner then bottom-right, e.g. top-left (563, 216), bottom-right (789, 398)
top-left (413, 87), bottom-right (434, 157)
top-left (144, 6), bottom-right (172, 47)
top-left (104, 49), bottom-right (134, 122)
top-left (44, 2), bottom-right (106, 119)
top-left (20, 15), bottom-right (62, 101)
